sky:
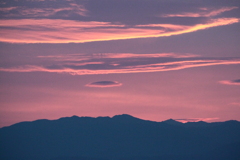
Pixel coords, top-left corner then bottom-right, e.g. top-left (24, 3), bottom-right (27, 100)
top-left (0, 0), bottom-right (240, 127)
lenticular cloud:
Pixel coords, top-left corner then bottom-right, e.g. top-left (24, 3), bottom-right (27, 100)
top-left (85, 81), bottom-right (122, 88)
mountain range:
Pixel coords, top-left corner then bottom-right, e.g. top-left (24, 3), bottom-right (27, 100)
top-left (1, 114), bottom-right (240, 160)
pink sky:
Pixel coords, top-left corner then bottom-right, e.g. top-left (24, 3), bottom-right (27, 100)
top-left (0, 0), bottom-right (240, 127)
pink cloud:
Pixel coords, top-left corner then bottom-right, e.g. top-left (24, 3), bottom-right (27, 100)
top-left (161, 7), bottom-right (238, 17)
top-left (94, 53), bottom-right (199, 59)
top-left (219, 79), bottom-right (240, 86)
top-left (0, 18), bottom-right (238, 43)
top-left (0, 53), bottom-right (239, 75)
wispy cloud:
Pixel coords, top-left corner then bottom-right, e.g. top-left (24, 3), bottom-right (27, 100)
top-left (0, 6), bottom-right (18, 12)
top-left (0, 2), bottom-right (88, 18)
top-left (83, 53), bottom-right (199, 59)
top-left (230, 102), bottom-right (240, 106)
top-left (175, 118), bottom-right (219, 123)
top-left (85, 81), bottom-right (122, 88)
top-left (0, 53), bottom-right (239, 75)
top-left (0, 17), bottom-right (238, 43)
top-left (219, 79), bottom-right (240, 86)
top-left (161, 7), bottom-right (238, 18)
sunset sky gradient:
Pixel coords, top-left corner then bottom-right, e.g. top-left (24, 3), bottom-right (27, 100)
top-left (0, 0), bottom-right (240, 127)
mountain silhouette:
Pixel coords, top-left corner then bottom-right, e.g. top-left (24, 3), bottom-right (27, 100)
top-left (0, 114), bottom-right (240, 160)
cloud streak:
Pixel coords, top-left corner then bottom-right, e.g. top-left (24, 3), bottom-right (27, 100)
top-left (0, 1), bottom-right (88, 18)
top-left (0, 53), bottom-right (239, 75)
top-left (0, 17), bottom-right (238, 43)
top-left (85, 81), bottom-right (122, 88)
top-left (1, 0), bottom-right (239, 43)
top-left (219, 79), bottom-right (240, 86)
top-left (161, 7), bottom-right (238, 18)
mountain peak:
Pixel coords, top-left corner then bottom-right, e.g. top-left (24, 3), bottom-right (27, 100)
top-left (111, 114), bottom-right (142, 122)
top-left (163, 119), bottom-right (183, 125)
top-left (112, 114), bottom-right (135, 119)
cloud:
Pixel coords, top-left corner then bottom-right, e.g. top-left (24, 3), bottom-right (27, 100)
top-left (1, 0), bottom-right (239, 24)
top-left (0, 1), bottom-right (88, 18)
top-left (0, 6), bottom-right (18, 12)
top-left (219, 79), bottom-right (240, 86)
top-left (85, 81), bottom-right (122, 88)
top-left (0, 53), bottom-right (240, 75)
top-left (175, 118), bottom-right (219, 123)
top-left (17, 5), bottom-right (87, 17)
top-left (0, 0), bottom-right (239, 43)
top-left (85, 53), bottom-right (198, 59)
top-left (161, 7), bottom-right (238, 17)
top-left (0, 17), bottom-right (238, 43)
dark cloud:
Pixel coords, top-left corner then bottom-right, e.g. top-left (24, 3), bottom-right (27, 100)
top-left (233, 79), bottom-right (240, 83)
top-left (85, 81), bottom-right (122, 88)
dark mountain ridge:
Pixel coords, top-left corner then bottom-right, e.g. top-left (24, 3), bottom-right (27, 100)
top-left (1, 114), bottom-right (240, 160)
